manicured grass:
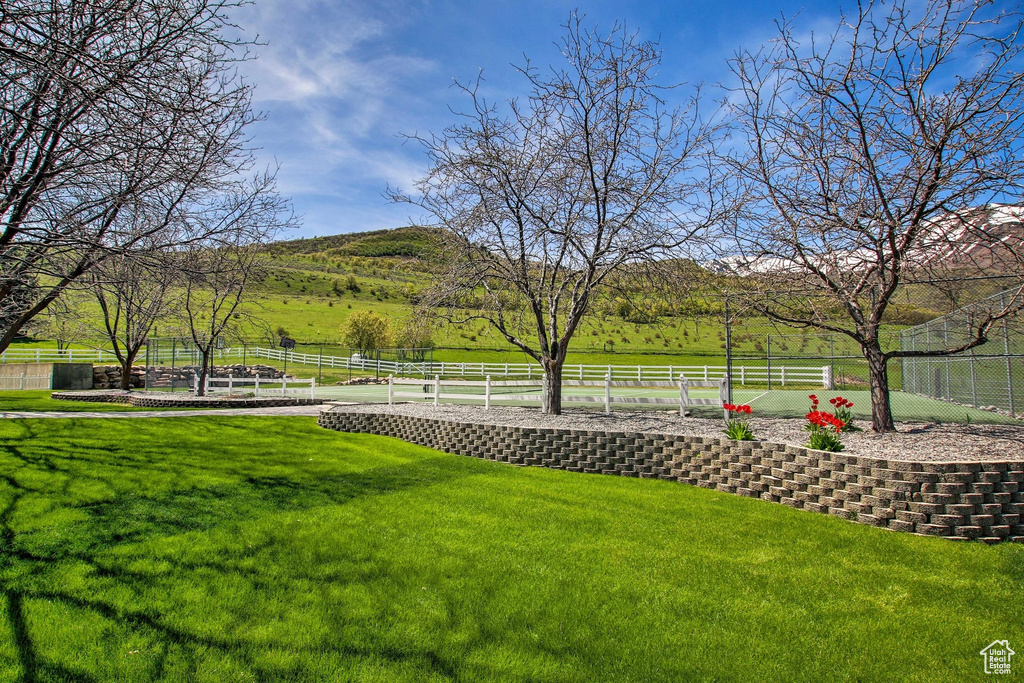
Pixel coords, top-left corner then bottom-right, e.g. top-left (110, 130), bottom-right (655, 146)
top-left (0, 390), bottom-right (194, 413)
top-left (0, 417), bottom-right (1020, 681)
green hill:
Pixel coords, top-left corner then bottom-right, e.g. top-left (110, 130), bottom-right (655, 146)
top-left (268, 226), bottom-right (441, 261)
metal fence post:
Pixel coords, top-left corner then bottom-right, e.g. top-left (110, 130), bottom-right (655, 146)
top-left (970, 348), bottom-right (979, 408)
top-left (724, 296), bottom-right (733, 404)
top-left (766, 334), bottom-right (772, 390)
top-left (1005, 317), bottom-right (1016, 417)
top-left (388, 375), bottom-right (394, 405)
top-left (434, 375), bottom-right (440, 405)
top-left (485, 375), bottom-right (491, 410)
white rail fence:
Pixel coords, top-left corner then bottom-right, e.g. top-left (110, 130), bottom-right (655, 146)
top-left (201, 375), bottom-right (316, 399)
top-left (388, 374), bottom-right (730, 418)
top-left (0, 348), bottom-right (118, 363)
top-left (0, 344), bottom-right (832, 388)
top-left (245, 346), bottom-right (831, 387)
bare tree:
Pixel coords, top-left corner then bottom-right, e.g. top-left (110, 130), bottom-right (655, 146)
top-left (178, 175), bottom-right (288, 396)
top-left (394, 17), bottom-right (724, 413)
top-left (92, 248), bottom-right (178, 390)
top-left (0, 0), bottom-right (263, 351)
top-left (31, 289), bottom-right (91, 352)
top-left (723, 0), bottom-right (1024, 432)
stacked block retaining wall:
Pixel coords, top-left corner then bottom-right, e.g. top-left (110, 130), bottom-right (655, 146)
top-left (53, 392), bottom-right (322, 409)
top-left (318, 410), bottom-right (1024, 543)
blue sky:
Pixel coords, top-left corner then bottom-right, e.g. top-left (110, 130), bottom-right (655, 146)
top-left (230, 0), bottom-right (841, 239)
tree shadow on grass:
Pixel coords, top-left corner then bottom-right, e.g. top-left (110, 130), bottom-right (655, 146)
top-left (0, 418), bottom-right (482, 681)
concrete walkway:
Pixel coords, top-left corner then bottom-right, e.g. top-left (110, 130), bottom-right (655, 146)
top-left (0, 404), bottom-right (339, 419)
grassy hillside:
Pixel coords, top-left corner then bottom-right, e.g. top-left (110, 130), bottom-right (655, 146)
top-left (20, 226), bottom-right (957, 368)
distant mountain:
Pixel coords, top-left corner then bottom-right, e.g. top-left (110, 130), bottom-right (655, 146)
top-left (706, 203), bottom-right (1024, 275)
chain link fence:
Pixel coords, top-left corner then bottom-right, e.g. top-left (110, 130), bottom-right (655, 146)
top-left (899, 289), bottom-right (1024, 418)
top-left (721, 287), bottom-right (1024, 425)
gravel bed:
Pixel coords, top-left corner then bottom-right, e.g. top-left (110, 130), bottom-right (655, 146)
top-left (324, 402), bottom-right (1024, 462)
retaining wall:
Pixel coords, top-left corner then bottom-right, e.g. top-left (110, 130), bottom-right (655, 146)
top-left (318, 409), bottom-right (1024, 544)
top-left (53, 391), bottom-right (322, 409)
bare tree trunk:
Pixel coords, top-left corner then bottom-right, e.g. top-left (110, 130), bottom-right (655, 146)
top-left (543, 358), bottom-right (563, 415)
top-left (119, 348), bottom-right (141, 390)
top-left (863, 342), bottom-right (896, 433)
top-left (196, 349), bottom-right (212, 397)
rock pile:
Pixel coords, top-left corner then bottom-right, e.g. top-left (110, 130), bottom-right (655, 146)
top-left (336, 376), bottom-right (389, 386)
top-left (92, 364), bottom-right (286, 389)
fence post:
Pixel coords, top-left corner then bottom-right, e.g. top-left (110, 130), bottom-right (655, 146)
top-left (388, 375), bottom-right (394, 405)
top-left (228, 375), bottom-right (233, 393)
top-left (605, 372), bottom-right (611, 414)
top-left (766, 334), bottom-right (772, 390)
top-left (703, 365), bottom-right (708, 381)
top-left (822, 366), bottom-right (832, 390)
top-left (204, 374), bottom-right (210, 395)
top-left (254, 374), bottom-right (260, 396)
top-left (970, 349), bottom-right (979, 408)
top-left (740, 366), bottom-right (745, 385)
top-left (485, 375), bottom-right (491, 410)
top-left (281, 376), bottom-right (286, 397)
top-left (781, 366), bottom-right (786, 387)
top-left (541, 373), bottom-right (548, 413)
top-left (1004, 315), bottom-right (1015, 417)
top-left (20, 372), bottom-right (24, 390)
top-left (637, 365), bottom-right (642, 381)
top-left (680, 376), bottom-right (688, 418)
top-left (434, 375), bottom-right (440, 406)
top-left (310, 378), bottom-right (315, 400)
top-left (720, 378), bottom-right (729, 420)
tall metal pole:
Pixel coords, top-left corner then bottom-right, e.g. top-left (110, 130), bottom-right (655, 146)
top-left (766, 334), bottom-right (772, 391)
top-left (724, 296), bottom-right (733, 404)
top-left (318, 344), bottom-right (324, 384)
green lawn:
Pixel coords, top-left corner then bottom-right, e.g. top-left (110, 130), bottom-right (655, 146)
top-left (0, 416), bottom-right (1020, 681)
top-left (0, 390), bottom-right (209, 413)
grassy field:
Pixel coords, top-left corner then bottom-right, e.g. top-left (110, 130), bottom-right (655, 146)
top-left (0, 390), bottom-right (205, 413)
top-left (0, 415), bottom-right (1020, 681)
